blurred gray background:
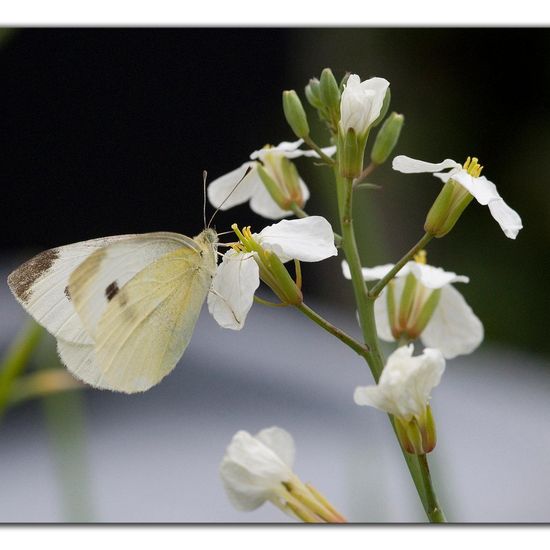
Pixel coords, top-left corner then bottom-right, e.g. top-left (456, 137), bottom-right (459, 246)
top-left (1, 28), bottom-right (549, 523)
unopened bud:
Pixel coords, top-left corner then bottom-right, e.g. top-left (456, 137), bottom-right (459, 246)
top-left (371, 112), bottom-right (404, 165)
top-left (305, 78), bottom-right (323, 110)
top-left (319, 68), bottom-right (341, 119)
top-left (283, 90), bottom-right (310, 139)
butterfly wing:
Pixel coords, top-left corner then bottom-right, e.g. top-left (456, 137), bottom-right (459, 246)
top-left (61, 232), bottom-right (217, 393)
top-left (7, 233), bottom-right (190, 345)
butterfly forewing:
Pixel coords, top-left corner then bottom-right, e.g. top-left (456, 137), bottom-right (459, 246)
top-left (61, 230), bottom-right (216, 393)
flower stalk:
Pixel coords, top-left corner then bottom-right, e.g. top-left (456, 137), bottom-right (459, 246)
top-left (333, 168), bottom-right (446, 522)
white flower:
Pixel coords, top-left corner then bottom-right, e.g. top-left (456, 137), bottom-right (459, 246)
top-left (208, 216), bottom-right (338, 330)
top-left (219, 427), bottom-right (296, 511)
top-left (341, 257), bottom-right (483, 359)
top-left (339, 74), bottom-right (389, 136)
top-left (392, 155), bottom-right (523, 239)
top-left (207, 139), bottom-right (336, 219)
top-left (354, 345), bottom-right (445, 421)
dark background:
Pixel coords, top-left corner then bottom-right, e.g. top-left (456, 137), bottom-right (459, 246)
top-left (1, 28), bottom-right (548, 356)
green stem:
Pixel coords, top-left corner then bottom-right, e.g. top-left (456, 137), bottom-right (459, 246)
top-left (303, 136), bottom-right (335, 165)
top-left (295, 302), bottom-right (370, 362)
top-left (369, 233), bottom-right (433, 299)
top-left (417, 454), bottom-right (447, 522)
top-left (334, 168), bottom-right (446, 522)
top-left (0, 321), bottom-right (44, 422)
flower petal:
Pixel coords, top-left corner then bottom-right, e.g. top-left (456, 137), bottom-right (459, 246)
top-left (392, 156), bottom-right (461, 174)
top-left (207, 162), bottom-right (260, 210)
top-left (450, 172), bottom-right (500, 205)
top-left (219, 429), bottom-right (293, 511)
top-left (250, 139), bottom-right (304, 161)
top-left (368, 345), bottom-right (446, 419)
top-left (488, 198), bottom-right (523, 239)
top-left (208, 250), bottom-right (260, 330)
top-left (249, 180), bottom-right (294, 219)
top-left (257, 216), bottom-right (337, 263)
top-left (341, 260), bottom-right (410, 281)
top-left (250, 139), bottom-right (336, 161)
top-left (255, 427), bottom-right (295, 470)
top-left (421, 285), bottom-right (484, 359)
top-left (409, 262), bottom-right (469, 289)
top-left (373, 286), bottom-right (396, 342)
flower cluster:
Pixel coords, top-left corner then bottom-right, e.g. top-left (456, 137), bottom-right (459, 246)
top-left (204, 69), bottom-right (523, 520)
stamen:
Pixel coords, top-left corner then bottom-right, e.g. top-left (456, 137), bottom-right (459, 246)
top-left (413, 250), bottom-right (427, 264)
top-left (463, 156), bottom-right (483, 178)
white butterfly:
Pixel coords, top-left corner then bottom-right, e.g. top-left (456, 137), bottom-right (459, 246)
top-left (7, 229), bottom-right (218, 393)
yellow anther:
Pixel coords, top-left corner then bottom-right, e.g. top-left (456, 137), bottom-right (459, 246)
top-left (414, 250), bottom-right (427, 264)
top-left (463, 156), bottom-right (483, 178)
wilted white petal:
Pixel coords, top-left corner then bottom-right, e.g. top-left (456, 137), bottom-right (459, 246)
top-left (219, 428), bottom-right (294, 511)
top-left (409, 262), bottom-right (469, 289)
top-left (392, 156), bottom-right (461, 174)
top-left (354, 345), bottom-right (445, 419)
top-left (257, 216), bottom-right (337, 263)
top-left (488, 198), bottom-right (523, 239)
top-left (451, 172), bottom-right (500, 205)
top-left (255, 427), bottom-right (295, 469)
top-left (421, 285), bottom-right (484, 359)
top-left (207, 162), bottom-right (261, 210)
top-left (208, 250), bottom-right (259, 330)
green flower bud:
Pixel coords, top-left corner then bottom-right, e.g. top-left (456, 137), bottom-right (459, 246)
top-left (283, 90), bottom-right (310, 139)
top-left (305, 78), bottom-right (323, 110)
top-left (371, 112), bottom-right (404, 165)
top-left (319, 68), bottom-right (341, 119)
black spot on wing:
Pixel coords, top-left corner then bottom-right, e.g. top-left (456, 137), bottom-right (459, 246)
top-left (64, 285), bottom-right (71, 301)
top-left (7, 248), bottom-right (60, 303)
top-left (105, 281), bottom-right (119, 301)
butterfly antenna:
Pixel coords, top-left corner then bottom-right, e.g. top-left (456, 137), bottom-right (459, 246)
top-left (202, 170), bottom-right (208, 230)
top-left (207, 166), bottom-right (253, 229)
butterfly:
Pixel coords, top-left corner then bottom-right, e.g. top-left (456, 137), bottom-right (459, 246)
top-left (7, 229), bottom-right (219, 393)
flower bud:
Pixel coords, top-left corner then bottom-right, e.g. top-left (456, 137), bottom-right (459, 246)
top-left (319, 68), bottom-right (341, 121)
top-left (305, 78), bottom-right (323, 110)
top-left (283, 90), bottom-right (310, 139)
top-left (371, 112), bottom-right (404, 165)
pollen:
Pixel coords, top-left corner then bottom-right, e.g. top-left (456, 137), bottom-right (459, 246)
top-left (414, 250), bottom-right (427, 265)
top-left (463, 156), bottom-right (483, 178)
